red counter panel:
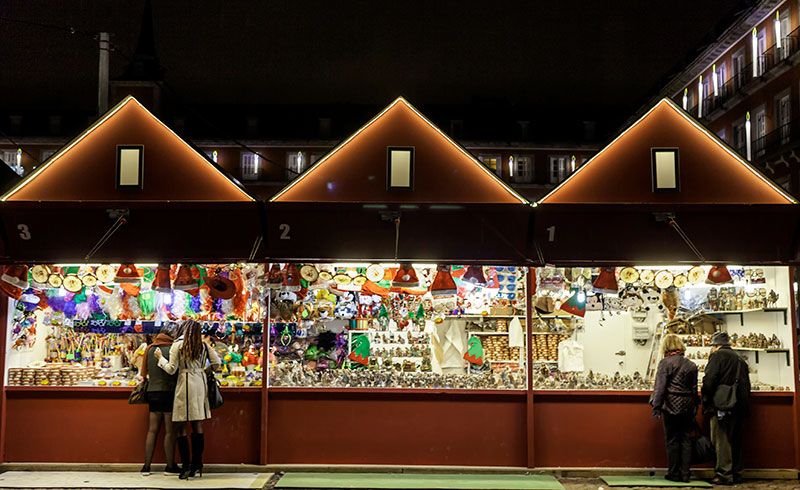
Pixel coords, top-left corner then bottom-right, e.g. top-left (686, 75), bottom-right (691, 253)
top-left (267, 389), bottom-right (528, 467)
top-left (4, 388), bottom-right (261, 464)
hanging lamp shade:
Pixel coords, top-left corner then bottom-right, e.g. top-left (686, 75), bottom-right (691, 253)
top-left (114, 263), bottom-right (141, 284)
top-left (706, 266), bottom-right (733, 284)
top-left (560, 290), bottom-right (586, 317)
top-left (153, 264), bottom-right (172, 293)
top-left (173, 264), bottom-right (198, 291)
top-left (1, 265), bottom-right (29, 290)
top-left (462, 265), bottom-right (487, 285)
top-left (267, 263), bottom-right (284, 290)
top-left (430, 265), bottom-right (457, 296)
top-left (282, 263), bottom-right (302, 292)
top-left (391, 262), bottom-right (419, 288)
top-left (593, 268), bottom-right (619, 294)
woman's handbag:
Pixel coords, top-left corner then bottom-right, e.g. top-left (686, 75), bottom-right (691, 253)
top-left (206, 371), bottom-right (224, 410)
top-left (128, 379), bottom-right (149, 405)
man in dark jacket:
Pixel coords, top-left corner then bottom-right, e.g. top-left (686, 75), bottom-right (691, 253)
top-left (701, 331), bottom-right (751, 485)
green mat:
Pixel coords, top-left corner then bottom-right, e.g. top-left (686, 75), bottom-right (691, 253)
top-left (276, 472), bottom-right (564, 489)
top-left (600, 476), bottom-right (712, 488)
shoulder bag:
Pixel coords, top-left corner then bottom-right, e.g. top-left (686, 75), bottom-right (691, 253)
top-left (205, 345), bottom-right (224, 410)
top-left (712, 363), bottom-right (740, 411)
top-left (128, 379), bottom-right (149, 405)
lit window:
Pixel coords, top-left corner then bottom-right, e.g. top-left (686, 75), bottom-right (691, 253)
top-left (651, 148), bottom-right (680, 191)
top-left (116, 145), bottom-right (143, 188)
top-left (478, 154), bottom-right (502, 176)
top-left (204, 150), bottom-right (218, 163)
top-left (240, 152), bottom-right (259, 181)
top-left (387, 147), bottom-right (414, 189)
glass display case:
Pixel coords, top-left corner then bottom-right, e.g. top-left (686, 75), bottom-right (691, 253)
top-left (267, 263), bottom-right (528, 390)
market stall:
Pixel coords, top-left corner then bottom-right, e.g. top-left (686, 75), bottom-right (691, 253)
top-left (0, 97), bottom-right (265, 464)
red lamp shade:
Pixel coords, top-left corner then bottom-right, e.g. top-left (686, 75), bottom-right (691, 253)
top-left (153, 264), bottom-right (172, 293)
top-left (267, 263), bottom-right (284, 290)
top-left (391, 263), bottom-right (419, 288)
top-left (462, 266), bottom-right (487, 285)
top-left (1, 265), bottom-right (29, 290)
top-left (593, 268), bottom-right (618, 294)
top-left (114, 263), bottom-right (141, 284)
top-left (707, 266), bottom-right (733, 284)
top-left (173, 264), bottom-right (199, 291)
top-left (430, 265), bottom-right (457, 296)
top-left (282, 263), bottom-right (301, 292)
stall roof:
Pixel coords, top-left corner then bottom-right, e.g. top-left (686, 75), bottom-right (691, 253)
top-left (539, 98), bottom-right (796, 205)
top-left (270, 97), bottom-right (527, 204)
top-left (1, 96), bottom-right (253, 202)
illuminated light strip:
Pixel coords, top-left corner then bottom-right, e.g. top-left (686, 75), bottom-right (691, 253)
top-left (2, 96), bottom-right (254, 202)
top-left (539, 98), bottom-right (796, 204)
top-left (270, 97), bottom-right (528, 204)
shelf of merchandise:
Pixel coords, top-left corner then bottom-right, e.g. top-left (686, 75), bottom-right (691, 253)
top-left (3, 385), bottom-right (261, 393)
top-left (445, 314), bottom-right (525, 320)
top-left (705, 307), bottom-right (787, 325)
top-left (467, 331), bottom-right (512, 336)
top-left (531, 359), bottom-right (558, 364)
top-left (684, 344), bottom-right (788, 365)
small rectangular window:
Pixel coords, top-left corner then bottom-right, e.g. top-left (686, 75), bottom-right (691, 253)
top-left (387, 147), bottom-right (414, 189)
top-left (240, 152), bottom-right (259, 181)
top-left (117, 145), bottom-right (143, 188)
top-left (651, 148), bottom-right (679, 191)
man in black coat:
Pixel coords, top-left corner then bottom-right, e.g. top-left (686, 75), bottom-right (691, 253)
top-left (701, 331), bottom-right (751, 485)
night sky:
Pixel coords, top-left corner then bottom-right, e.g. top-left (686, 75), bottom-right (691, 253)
top-left (1, 0), bottom-right (747, 135)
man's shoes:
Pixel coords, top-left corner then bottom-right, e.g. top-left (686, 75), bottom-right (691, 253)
top-left (163, 465), bottom-right (181, 476)
top-left (682, 476), bottom-right (691, 483)
top-left (664, 474), bottom-right (681, 482)
top-left (733, 475), bottom-right (744, 484)
top-left (711, 477), bottom-right (734, 486)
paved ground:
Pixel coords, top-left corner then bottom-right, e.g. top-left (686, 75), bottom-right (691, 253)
top-left (558, 478), bottom-right (800, 490)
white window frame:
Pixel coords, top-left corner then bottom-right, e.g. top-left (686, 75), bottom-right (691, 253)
top-left (513, 155), bottom-right (533, 184)
top-left (776, 89), bottom-right (792, 144)
top-left (732, 117), bottom-right (747, 153)
top-left (240, 151), bottom-right (260, 181)
top-left (549, 155), bottom-right (569, 184)
top-left (779, 9), bottom-right (791, 60)
top-left (732, 49), bottom-right (746, 89)
top-left (287, 151), bottom-right (306, 179)
top-left (756, 30), bottom-right (767, 76)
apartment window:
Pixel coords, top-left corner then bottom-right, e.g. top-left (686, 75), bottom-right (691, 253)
top-left (779, 10), bottom-right (791, 60)
top-left (753, 107), bottom-right (767, 157)
top-left (116, 145), bottom-right (144, 188)
top-left (776, 91), bottom-right (791, 144)
top-left (549, 156), bottom-right (568, 184)
top-left (732, 118), bottom-right (747, 153)
top-left (717, 127), bottom-right (728, 143)
top-left (287, 151), bottom-right (306, 179)
top-left (240, 152), bottom-right (259, 181)
top-left (513, 155), bottom-right (533, 184)
top-left (387, 147), bottom-right (414, 189)
top-left (755, 30), bottom-right (766, 76)
top-left (733, 49), bottom-right (746, 89)
top-left (478, 154), bottom-right (502, 176)
top-left (205, 150), bottom-right (218, 163)
top-left (717, 62), bottom-right (728, 97)
top-left (1, 150), bottom-right (21, 175)
top-left (651, 149), bottom-right (680, 191)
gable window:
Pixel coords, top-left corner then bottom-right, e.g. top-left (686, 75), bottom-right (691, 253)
top-left (549, 156), bottom-right (568, 184)
top-left (651, 148), bottom-right (680, 191)
top-left (116, 145), bottom-right (144, 188)
top-left (240, 151), bottom-right (259, 181)
top-left (478, 154), bottom-right (502, 176)
top-left (287, 151), bottom-right (306, 179)
top-left (387, 147), bottom-right (413, 189)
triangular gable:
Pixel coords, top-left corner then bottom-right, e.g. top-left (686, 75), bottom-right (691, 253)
top-left (2, 96), bottom-right (253, 202)
top-left (271, 97), bottom-right (527, 204)
top-left (540, 98), bottom-right (796, 205)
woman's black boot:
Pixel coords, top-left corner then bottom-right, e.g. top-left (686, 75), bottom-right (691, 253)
top-left (189, 433), bottom-right (204, 478)
top-left (176, 435), bottom-right (191, 479)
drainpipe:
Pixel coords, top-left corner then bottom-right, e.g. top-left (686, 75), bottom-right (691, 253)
top-left (98, 32), bottom-right (110, 115)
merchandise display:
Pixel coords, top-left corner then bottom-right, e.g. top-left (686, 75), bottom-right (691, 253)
top-left (530, 265), bottom-right (794, 392)
top-left (268, 263), bottom-right (528, 389)
top-left (4, 263), bottom-right (265, 388)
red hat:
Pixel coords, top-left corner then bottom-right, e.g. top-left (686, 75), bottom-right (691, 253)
top-left (706, 266), bottom-right (733, 284)
top-left (391, 262), bottom-right (419, 288)
top-left (430, 265), bottom-right (457, 296)
top-left (1, 265), bottom-right (29, 290)
top-left (462, 265), bottom-right (487, 285)
top-left (593, 268), bottom-right (618, 294)
top-left (114, 263), bottom-right (141, 284)
top-left (282, 263), bottom-right (301, 292)
top-left (154, 264), bottom-right (172, 293)
top-left (267, 263), bottom-right (283, 290)
top-left (207, 273), bottom-right (236, 300)
top-left (560, 290), bottom-right (586, 317)
top-left (173, 264), bottom-right (199, 291)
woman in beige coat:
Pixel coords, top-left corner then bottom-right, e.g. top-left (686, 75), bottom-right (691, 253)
top-left (155, 320), bottom-right (220, 479)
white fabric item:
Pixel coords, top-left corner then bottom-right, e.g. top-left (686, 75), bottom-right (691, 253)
top-left (438, 319), bottom-right (467, 369)
top-left (508, 316), bottom-right (524, 348)
top-left (557, 338), bottom-right (585, 372)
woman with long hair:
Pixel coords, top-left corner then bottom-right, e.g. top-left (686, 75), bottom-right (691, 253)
top-left (155, 320), bottom-right (221, 479)
top-left (650, 333), bottom-right (699, 483)
top-left (139, 325), bottom-right (179, 475)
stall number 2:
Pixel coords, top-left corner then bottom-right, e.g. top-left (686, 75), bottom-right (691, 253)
top-left (17, 224), bottom-right (31, 241)
top-left (279, 224), bottom-right (291, 240)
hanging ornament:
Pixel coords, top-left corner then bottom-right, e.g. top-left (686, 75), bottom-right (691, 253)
top-left (391, 262), bottom-right (419, 288)
top-left (464, 336), bottom-right (485, 365)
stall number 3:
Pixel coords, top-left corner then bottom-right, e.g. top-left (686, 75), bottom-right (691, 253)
top-left (546, 226), bottom-right (556, 242)
top-left (17, 224), bottom-right (31, 241)
top-left (279, 224), bottom-right (291, 240)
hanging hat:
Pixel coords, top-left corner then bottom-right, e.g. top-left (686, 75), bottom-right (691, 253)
top-left (62, 274), bottom-right (83, 293)
top-left (462, 265), bottom-right (486, 285)
top-left (1, 265), bottom-right (29, 290)
top-left (282, 263), bottom-right (301, 292)
top-left (207, 273), bottom-right (236, 299)
top-left (30, 265), bottom-right (51, 285)
top-left (430, 265), bottom-right (457, 297)
top-left (267, 263), bottom-right (283, 290)
top-left (173, 264), bottom-right (199, 291)
top-left (592, 268), bottom-right (618, 294)
top-left (153, 264), bottom-right (172, 293)
top-left (707, 266), bottom-right (732, 284)
top-left (391, 262), bottom-right (419, 288)
top-left (560, 290), bottom-right (586, 317)
top-left (114, 263), bottom-right (141, 283)
top-left (95, 264), bottom-right (115, 283)
top-left (535, 295), bottom-right (556, 315)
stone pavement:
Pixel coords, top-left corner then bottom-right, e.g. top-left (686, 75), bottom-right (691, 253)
top-left (557, 478), bottom-right (800, 490)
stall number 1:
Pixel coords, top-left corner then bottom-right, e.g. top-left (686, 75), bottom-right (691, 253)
top-left (17, 224), bottom-right (31, 240)
top-left (279, 224), bottom-right (291, 240)
top-left (546, 226), bottom-right (556, 242)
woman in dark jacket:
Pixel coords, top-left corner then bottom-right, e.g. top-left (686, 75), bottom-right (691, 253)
top-left (140, 324), bottom-right (180, 476)
top-left (650, 333), bottom-right (699, 483)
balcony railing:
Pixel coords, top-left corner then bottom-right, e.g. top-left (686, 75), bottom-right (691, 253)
top-left (751, 118), bottom-right (800, 160)
top-left (687, 25), bottom-right (800, 118)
